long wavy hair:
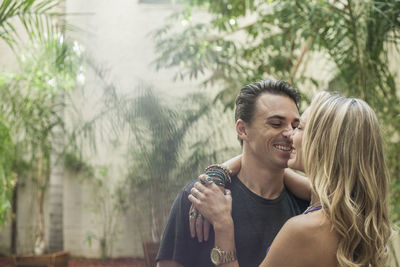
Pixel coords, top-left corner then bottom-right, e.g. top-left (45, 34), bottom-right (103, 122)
top-left (303, 92), bottom-right (391, 266)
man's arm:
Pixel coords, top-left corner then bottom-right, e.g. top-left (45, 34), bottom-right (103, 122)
top-left (157, 260), bottom-right (184, 267)
top-left (156, 187), bottom-right (192, 266)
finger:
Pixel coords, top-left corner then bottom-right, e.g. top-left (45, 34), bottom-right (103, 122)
top-left (191, 187), bottom-right (203, 199)
top-left (225, 189), bottom-right (232, 200)
top-left (205, 181), bottom-right (224, 194)
top-left (198, 174), bottom-right (208, 183)
top-left (188, 194), bottom-right (200, 205)
top-left (199, 174), bottom-right (214, 186)
top-left (188, 194), bottom-right (205, 242)
top-left (194, 181), bottom-right (207, 193)
top-left (189, 205), bottom-right (197, 238)
top-left (196, 215), bottom-right (204, 242)
top-left (209, 181), bottom-right (222, 191)
top-left (217, 183), bottom-right (226, 193)
top-left (203, 219), bottom-right (211, 242)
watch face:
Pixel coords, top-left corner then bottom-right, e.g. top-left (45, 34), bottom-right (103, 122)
top-left (210, 248), bottom-right (220, 264)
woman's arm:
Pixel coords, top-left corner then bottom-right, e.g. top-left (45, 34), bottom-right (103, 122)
top-left (221, 154), bottom-right (242, 176)
top-left (189, 155), bottom-right (242, 241)
top-left (225, 158), bottom-right (310, 202)
top-left (189, 181), bottom-right (315, 267)
top-left (284, 168), bottom-right (311, 201)
top-left (189, 182), bottom-right (239, 267)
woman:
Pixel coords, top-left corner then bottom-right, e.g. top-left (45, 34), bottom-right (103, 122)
top-left (188, 92), bottom-right (391, 266)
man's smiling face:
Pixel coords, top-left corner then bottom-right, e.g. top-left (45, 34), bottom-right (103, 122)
top-left (243, 93), bottom-right (300, 170)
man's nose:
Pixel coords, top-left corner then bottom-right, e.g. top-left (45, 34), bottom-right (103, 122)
top-left (282, 126), bottom-right (294, 137)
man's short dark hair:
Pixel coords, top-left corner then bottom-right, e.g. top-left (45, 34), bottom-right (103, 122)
top-left (235, 80), bottom-right (300, 145)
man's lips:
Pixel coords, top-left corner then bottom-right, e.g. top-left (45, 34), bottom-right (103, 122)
top-left (273, 144), bottom-right (292, 152)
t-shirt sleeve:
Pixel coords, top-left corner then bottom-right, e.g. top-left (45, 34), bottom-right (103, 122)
top-left (156, 186), bottom-right (192, 265)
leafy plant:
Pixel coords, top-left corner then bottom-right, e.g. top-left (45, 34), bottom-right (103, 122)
top-left (0, 0), bottom-right (64, 49)
top-left (85, 166), bottom-right (129, 259)
top-left (126, 86), bottom-right (236, 242)
top-left (153, 0), bottom-right (400, 225)
top-left (0, 33), bottom-right (84, 253)
top-left (0, 0), bottom-right (79, 254)
top-left (0, 115), bottom-right (14, 227)
top-left (64, 151), bottom-right (94, 178)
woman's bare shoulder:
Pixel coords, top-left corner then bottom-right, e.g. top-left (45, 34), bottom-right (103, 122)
top-left (283, 211), bottom-right (339, 265)
top-left (261, 215), bottom-right (323, 267)
top-left (284, 211), bottom-right (324, 232)
top-left (261, 212), bottom-right (339, 267)
top-left (286, 211), bottom-right (338, 240)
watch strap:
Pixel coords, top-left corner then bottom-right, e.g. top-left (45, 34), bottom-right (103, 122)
top-left (211, 246), bottom-right (237, 265)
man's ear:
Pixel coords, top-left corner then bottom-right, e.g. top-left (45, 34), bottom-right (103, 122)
top-left (236, 119), bottom-right (249, 142)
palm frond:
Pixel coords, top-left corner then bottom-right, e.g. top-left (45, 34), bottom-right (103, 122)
top-left (0, 0), bottom-right (64, 49)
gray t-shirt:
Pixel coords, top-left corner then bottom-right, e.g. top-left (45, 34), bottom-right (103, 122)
top-left (156, 175), bottom-right (309, 267)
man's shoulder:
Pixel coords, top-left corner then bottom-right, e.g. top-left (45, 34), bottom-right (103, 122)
top-left (181, 180), bottom-right (197, 193)
top-left (164, 180), bottom-right (198, 214)
top-left (171, 180), bottom-right (200, 204)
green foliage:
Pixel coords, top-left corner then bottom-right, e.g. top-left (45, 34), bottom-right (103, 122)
top-left (153, 0), bottom-right (400, 224)
top-left (63, 151), bottom-right (94, 177)
top-left (75, 62), bottom-right (237, 242)
top-left (153, 0), bottom-right (319, 107)
top-left (85, 166), bottom-right (129, 259)
top-left (0, 0), bottom-right (64, 48)
top-left (126, 86), bottom-right (235, 241)
top-left (0, 35), bottom-right (83, 239)
top-left (0, 115), bottom-right (14, 227)
top-left (0, 35), bottom-right (82, 168)
top-left (0, 0), bottom-right (71, 229)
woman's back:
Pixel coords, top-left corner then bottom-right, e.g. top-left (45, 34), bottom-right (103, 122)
top-left (302, 210), bottom-right (339, 267)
top-left (261, 209), bottom-right (340, 267)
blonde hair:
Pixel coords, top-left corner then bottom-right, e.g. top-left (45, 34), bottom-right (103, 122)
top-left (303, 92), bottom-right (391, 267)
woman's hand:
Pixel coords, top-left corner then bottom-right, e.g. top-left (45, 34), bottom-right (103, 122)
top-left (189, 174), bottom-right (225, 242)
top-left (188, 155), bottom-right (242, 242)
top-left (188, 181), bottom-right (232, 229)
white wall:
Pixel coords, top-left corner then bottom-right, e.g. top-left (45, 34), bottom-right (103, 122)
top-left (66, 0), bottom-right (207, 96)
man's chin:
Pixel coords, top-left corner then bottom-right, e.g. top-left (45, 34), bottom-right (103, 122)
top-left (276, 161), bottom-right (289, 169)
top-left (287, 159), bottom-right (295, 168)
top-left (287, 161), bottom-right (304, 172)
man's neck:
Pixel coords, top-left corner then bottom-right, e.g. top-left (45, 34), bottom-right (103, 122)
top-left (237, 152), bottom-right (285, 200)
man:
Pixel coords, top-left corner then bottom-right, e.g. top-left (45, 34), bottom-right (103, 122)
top-left (156, 80), bottom-right (309, 267)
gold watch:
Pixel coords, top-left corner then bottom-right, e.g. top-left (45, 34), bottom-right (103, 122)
top-left (210, 246), bottom-right (237, 265)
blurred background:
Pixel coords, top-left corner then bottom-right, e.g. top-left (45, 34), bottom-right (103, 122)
top-left (0, 0), bottom-right (399, 266)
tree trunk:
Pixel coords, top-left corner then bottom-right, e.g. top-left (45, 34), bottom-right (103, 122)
top-left (47, 87), bottom-right (65, 252)
top-left (34, 153), bottom-right (45, 255)
top-left (151, 203), bottom-right (159, 242)
top-left (11, 179), bottom-right (18, 254)
top-left (48, 149), bottom-right (64, 252)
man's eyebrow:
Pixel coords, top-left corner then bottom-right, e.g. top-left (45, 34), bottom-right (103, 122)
top-left (266, 115), bottom-right (300, 122)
